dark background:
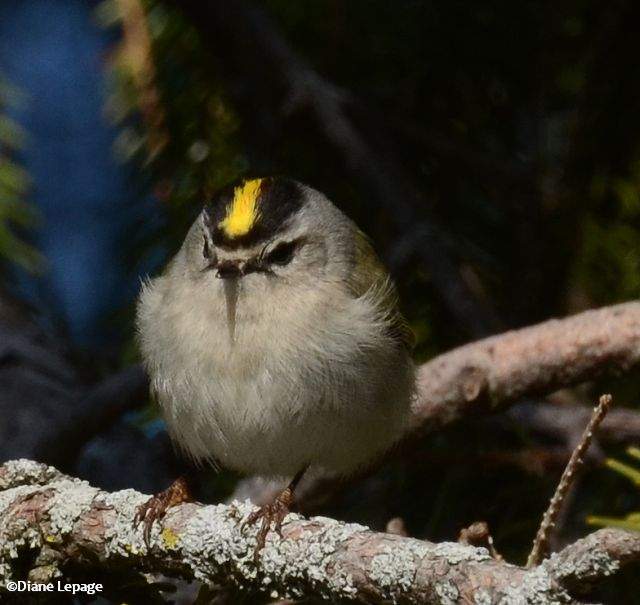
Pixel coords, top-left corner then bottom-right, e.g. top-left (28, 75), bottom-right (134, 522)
top-left (1, 0), bottom-right (640, 602)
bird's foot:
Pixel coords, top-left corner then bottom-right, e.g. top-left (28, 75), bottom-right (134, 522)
top-left (134, 476), bottom-right (192, 546)
top-left (243, 486), bottom-right (294, 557)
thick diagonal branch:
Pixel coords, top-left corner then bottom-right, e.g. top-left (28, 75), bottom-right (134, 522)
top-left (412, 301), bottom-right (640, 431)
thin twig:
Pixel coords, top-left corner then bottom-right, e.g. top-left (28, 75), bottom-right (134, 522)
top-left (385, 517), bottom-right (408, 537)
top-left (526, 393), bottom-right (613, 568)
top-left (458, 521), bottom-right (503, 561)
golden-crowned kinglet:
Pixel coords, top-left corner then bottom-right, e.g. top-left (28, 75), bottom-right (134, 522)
top-left (135, 177), bottom-right (415, 548)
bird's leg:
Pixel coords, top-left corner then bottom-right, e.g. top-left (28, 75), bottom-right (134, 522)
top-left (134, 476), bottom-right (193, 546)
top-left (243, 467), bottom-right (307, 556)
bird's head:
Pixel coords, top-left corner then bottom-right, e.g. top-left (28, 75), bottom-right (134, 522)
top-left (182, 176), bottom-right (351, 290)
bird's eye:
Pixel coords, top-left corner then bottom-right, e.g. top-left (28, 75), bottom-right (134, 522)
top-left (265, 241), bottom-right (297, 266)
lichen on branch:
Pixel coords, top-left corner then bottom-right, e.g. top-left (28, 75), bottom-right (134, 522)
top-left (0, 460), bottom-right (638, 603)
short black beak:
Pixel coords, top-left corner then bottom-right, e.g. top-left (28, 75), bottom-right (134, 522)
top-left (216, 260), bottom-right (242, 279)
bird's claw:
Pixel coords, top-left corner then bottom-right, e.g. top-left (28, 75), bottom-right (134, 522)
top-left (134, 493), bottom-right (169, 547)
top-left (133, 477), bottom-right (191, 547)
top-left (243, 489), bottom-right (293, 559)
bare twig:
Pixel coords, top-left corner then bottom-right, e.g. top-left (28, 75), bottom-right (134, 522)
top-left (385, 517), bottom-right (408, 537)
top-left (1, 460), bottom-right (639, 603)
top-left (458, 521), bottom-right (502, 561)
top-left (526, 394), bottom-right (613, 568)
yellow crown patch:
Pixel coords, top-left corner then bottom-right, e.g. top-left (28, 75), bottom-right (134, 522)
top-left (219, 178), bottom-right (263, 238)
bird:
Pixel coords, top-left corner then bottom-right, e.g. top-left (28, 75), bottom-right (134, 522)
top-left (134, 176), bottom-right (415, 552)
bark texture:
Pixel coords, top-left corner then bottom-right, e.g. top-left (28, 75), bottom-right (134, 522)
top-left (0, 460), bottom-right (638, 604)
top-left (412, 301), bottom-right (640, 431)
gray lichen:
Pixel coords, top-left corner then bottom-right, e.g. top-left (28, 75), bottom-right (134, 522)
top-left (431, 541), bottom-right (491, 564)
top-left (434, 579), bottom-right (459, 605)
top-left (0, 473), bottom-right (97, 586)
top-left (370, 543), bottom-right (421, 595)
top-left (500, 565), bottom-right (572, 605)
top-left (473, 588), bottom-right (492, 605)
top-left (0, 459), bottom-right (63, 490)
top-left (0, 461), bottom-right (102, 586)
top-left (176, 500), bottom-right (366, 600)
top-left (46, 479), bottom-right (97, 536)
top-left (100, 488), bottom-right (153, 558)
top-left (0, 484), bottom-right (47, 577)
top-left (545, 540), bottom-right (620, 583)
top-left (0, 460), bottom-right (637, 604)
top-left (258, 511), bottom-right (364, 596)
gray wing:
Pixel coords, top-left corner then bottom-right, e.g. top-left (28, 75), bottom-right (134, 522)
top-left (346, 229), bottom-right (415, 351)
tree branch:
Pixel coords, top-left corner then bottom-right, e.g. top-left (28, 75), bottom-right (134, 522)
top-left (412, 301), bottom-right (640, 431)
top-left (1, 460), bottom-right (638, 603)
top-left (548, 528), bottom-right (640, 594)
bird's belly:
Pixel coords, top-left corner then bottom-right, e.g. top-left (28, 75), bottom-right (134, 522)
top-left (205, 377), bottom-right (323, 476)
top-left (147, 278), bottom-right (414, 478)
top-left (159, 347), bottom-right (411, 478)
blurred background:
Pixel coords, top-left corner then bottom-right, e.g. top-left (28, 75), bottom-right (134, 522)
top-left (1, 0), bottom-right (640, 602)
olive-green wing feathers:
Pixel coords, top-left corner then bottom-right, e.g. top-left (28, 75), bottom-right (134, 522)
top-left (347, 230), bottom-right (415, 351)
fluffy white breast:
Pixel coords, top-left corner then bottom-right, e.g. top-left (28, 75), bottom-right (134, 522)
top-left (137, 255), bottom-right (414, 478)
